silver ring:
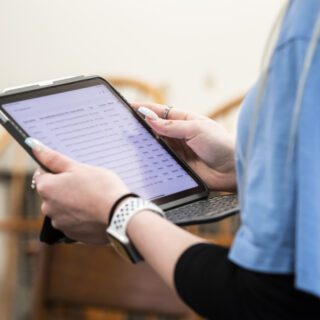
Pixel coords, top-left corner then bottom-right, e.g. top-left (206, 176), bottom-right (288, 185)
top-left (162, 106), bottom-right (173, 120)
top-left (30, 171), bottom-right (40, 189)
top-left (30, 178), bottom-right (36, 189)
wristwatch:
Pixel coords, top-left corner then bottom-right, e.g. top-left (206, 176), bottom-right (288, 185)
top-left (106, 197), bottom-right (165, 263)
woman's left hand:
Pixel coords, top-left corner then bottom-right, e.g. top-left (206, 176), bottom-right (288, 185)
top-left (27, 138), bottom-right (129, 244)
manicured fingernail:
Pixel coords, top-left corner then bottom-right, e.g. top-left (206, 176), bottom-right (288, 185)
top-left (25, 137), bottom-right (45, 152)
top-left (138, 106), bottom-right (159, 121)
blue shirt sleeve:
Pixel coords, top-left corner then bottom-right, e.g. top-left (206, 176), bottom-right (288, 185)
top-left (295, 41), bottom-right (320, 296)
top-left (229, 0), bottom-right (320, 297)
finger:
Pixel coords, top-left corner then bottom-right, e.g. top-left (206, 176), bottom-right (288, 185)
top-left (25, 138), bottom-right (75, 173)
top-left (40, 201), bottom-right (50, 216)
top-left (51, 219), bottom-right (60, 230)
top-left (145, 118), bottom-right (200, 140)
top-left (137, 106), bottom-right (160, 120)
top-left (31, 168), bottom-right (42, 189)
top-left (33, 168), bottom-right (42, 177)
top-left (35, 172), bottom-right (57, 198)
top-left (32, 167), bottom-right (45, 181)
top-left (131, 102), bottom-right (204, 121)
top-left (35, 167), bottom-right (46, 175)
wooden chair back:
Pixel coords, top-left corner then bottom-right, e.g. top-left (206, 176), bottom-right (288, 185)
top-left (208, 94), bottom-right (244, 136)
top-left (108, 76), bottom-right (165, 105)
top-left (33, 244), bottom-right (193, 319)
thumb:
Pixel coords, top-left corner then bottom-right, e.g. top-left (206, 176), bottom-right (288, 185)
top-left (25, 138), bottom-right (75, 173)
top-left (146, 118), bottom-right (199, 140)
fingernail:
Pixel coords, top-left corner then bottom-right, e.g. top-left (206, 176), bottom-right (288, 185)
top-left (25, 137), bottom-right (45, 153)
top-left (138, 106), bottom-right (159, 121)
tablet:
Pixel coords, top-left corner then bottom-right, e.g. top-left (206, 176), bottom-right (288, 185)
top-left (0, 76), bottom-right (208, 243)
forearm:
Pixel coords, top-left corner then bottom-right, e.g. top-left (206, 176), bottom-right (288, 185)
top-left (127, 210), bottom-right (206, 290)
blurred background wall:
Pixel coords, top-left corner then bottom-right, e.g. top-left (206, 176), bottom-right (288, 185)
top-left (0, 0), bottom-right (284, 113)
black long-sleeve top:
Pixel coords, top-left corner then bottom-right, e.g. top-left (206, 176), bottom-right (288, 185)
top-left (174, 243), bottom-right (320, 319)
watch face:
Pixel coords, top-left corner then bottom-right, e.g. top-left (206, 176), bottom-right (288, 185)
top-left (109, 236), bottom-right (131, 263)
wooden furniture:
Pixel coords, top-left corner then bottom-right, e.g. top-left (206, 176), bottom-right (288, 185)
top-left (208, 94), bottom-right (244, 120)
top-left (0, 138), bottom-right (35, 320)
top-left (0, 127), bottom-right (10, 155)
top-left (108, 77), bottom-right (166, 105)
top-left (208, 94), bottom-right (244, 138)
top-left (33, 244), bottom-right (194, 320)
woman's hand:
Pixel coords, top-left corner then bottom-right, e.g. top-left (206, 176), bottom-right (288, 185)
top-left (133, 103), bottom-right (236, 191)
top-left (26, 138), bottom-right (129, 244)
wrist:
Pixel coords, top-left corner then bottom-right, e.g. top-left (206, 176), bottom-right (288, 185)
top-left (215, 140), bottom-right (235, 174)
top-left (213, 145), bottom-right (237, 191)
top-left (208, 166), bottom-right (237, 192)
top-left (106, 198), bottom-right (165, 263)
top-left (107, 193), bottom-right (139, 225)
top-left (127, 209), bottom-right (160, 238)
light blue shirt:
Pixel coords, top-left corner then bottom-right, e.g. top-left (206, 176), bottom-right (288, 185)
top-left (229, 0), bottom-right (320, 297)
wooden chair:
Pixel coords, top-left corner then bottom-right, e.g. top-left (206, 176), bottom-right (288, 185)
top-left (0, 124), bottom-right (44, 319)
top-left (208, 94), bottom-right (244, 136)
top-left (108, 77), bottom-right (166, 105)
top-left (0, 127), bottom-right (10, 154)
top-left (33, 244), bottom-right (194, 320)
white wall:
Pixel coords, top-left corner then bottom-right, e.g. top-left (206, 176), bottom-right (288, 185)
top-left (0, 0), bottom-right (285, 114)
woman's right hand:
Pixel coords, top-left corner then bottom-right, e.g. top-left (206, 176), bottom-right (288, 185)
top-left (132, 103), bottom-right (237, 191)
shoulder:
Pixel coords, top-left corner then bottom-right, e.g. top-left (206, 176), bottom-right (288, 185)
top-left (266, 1), bottom-right (320, 84)
top-left (276, 0), bottom-right (320, 48)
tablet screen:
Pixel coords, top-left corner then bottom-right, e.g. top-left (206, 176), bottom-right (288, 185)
top-left (2, 83), bottom-right (199, 201)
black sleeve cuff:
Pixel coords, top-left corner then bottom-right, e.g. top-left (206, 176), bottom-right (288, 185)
top-left (174, 242), bottom-right (239, 319)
